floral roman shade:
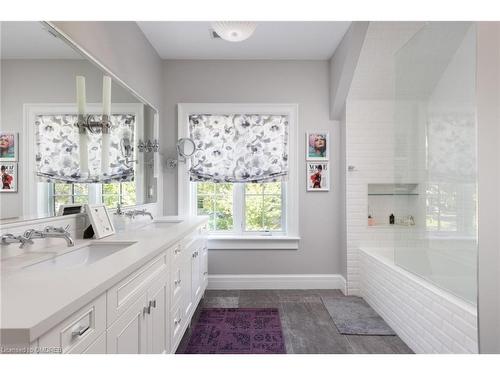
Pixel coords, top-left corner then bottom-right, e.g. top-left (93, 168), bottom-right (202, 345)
top-left (188, 114), bottom-right (289, 183)
top-left (35, 114), bottom-right (135, 183)
top-left (427, 112), bottom-right (476, 183)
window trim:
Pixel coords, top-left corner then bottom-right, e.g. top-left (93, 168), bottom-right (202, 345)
top-left (178, 103), bottom-right (300, 245)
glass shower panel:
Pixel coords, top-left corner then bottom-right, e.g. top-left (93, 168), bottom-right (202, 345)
top-left (394, 22), bottom-right (477, 305)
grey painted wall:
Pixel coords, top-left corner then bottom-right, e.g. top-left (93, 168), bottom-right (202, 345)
top-left (0, 59), bottom-right (136, 220)
top-left (329, 22), bottom-right (368, 120)
top-left (52, 22), bottom-right (163, 110)
top-left (162, 60), bottom-right (341, 275)
top-left (477, 22), bottom-right (500, 354)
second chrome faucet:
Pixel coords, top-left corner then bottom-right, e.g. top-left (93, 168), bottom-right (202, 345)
top-left (1, 225), bottom-right (75, 248)
top-left (114, 204), bottom-right (154, 220)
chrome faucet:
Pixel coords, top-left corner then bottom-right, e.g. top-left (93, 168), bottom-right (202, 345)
top-left (1, 233), bottom-right (33, 248)
top-left (1, 225), bottom-right (75, 249)
top-left (115, 204), bottom-right (153, 220)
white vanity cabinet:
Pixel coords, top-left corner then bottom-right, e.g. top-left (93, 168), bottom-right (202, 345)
top-left (22, 221), bottom-right (208, 355)
top-left (106, 272), bottom-right (169, 354)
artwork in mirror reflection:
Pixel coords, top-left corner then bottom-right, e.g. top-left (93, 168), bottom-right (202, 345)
top-left (35, 113), bottom-right (135, 183)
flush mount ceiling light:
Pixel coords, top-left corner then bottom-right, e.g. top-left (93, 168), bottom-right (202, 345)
top-left (211, 21), bottom-right (257, 42)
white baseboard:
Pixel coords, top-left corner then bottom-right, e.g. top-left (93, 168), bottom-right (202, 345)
top-left (208, 274), bottom-right (346, 294)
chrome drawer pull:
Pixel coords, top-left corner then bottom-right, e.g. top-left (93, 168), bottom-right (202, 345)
top-left (71, 325), bottom-right (90, 338)
top-left (174, 279), bottom-right (181, 285)
top-left (174, 248), bottom-right (181, 254)
top-left (149, 299), bottom-right (157, 308)
top-left (203, 271), bottom-right (208, 275)
top-left (174, 318), bottom-right (182, 325)
top-left (143, 305), bottom-right (151, 315)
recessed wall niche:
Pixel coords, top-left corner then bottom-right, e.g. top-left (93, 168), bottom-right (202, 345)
top-left (367, 183), bottom-right (419, 227)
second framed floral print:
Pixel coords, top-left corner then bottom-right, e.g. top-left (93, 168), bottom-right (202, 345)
top-left (306, 131), bottom-right (330, 191)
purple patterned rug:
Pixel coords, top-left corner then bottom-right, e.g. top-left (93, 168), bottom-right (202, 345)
top-left (180, 308), bottom-right (286, 354)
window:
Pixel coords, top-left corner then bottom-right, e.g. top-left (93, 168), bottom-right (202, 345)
top-left (52, 183), bottom-right (89, 214)
top-left (178, 103), bottom-right (299, 246)
top-left (102, 182), bottom-right (137, 208)
top-left (48, 182), bottom-right (136, 215)
top-left (196, 183), bottom-right (233, 232)
top-left (426, 182), bottom-right (477, 236)
top-left (244, 182), bottom-right (283, 232)
top-left (194, 181), bottom-right (284, 234)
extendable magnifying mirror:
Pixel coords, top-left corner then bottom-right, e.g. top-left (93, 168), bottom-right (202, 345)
top-left (176, 137), bottom-right (196, 159)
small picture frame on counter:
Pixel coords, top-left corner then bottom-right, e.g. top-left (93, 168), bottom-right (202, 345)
top-left (84, 204), bottom-right (115, 239)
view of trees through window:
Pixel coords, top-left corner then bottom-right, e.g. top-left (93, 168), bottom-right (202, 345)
top-left (196, 181), bottom-right (283, 233)
top-left (426, 182), bottom-right (476, 235)
top-left (53, 183), bottom-right (89, 213)
top-left (245, 182), bottom-right (282, 232)
top-left (102, 182), bottom-right (136, 208)
top-left (52, 182), bottom-right (136, 214)
top-left (196, 183), bottom-right (234, 231)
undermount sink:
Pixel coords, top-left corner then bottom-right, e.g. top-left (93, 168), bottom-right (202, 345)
top-left (24, 242), bottom-right (136, 271)
top-left (153, 216), bottom-right (184, 223)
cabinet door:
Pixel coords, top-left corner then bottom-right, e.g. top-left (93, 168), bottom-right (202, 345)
top-left (181, 249), bottom-right (193, 319)
top-left (201, 246), bottom-right (208, 289)
top-left (106, 294), bottom-right (148, 354)
top-left (191, 248), bottom-right (201, 303)
top-left (147, 276), bottom-right (168, 354)
top-left (82, 333), bottom-right (106, 354)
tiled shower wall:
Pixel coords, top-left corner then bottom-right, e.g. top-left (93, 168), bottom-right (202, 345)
top-left (345, 100), bottom-right (405, 295)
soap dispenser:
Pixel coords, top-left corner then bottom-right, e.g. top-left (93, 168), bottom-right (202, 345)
top-left (389, 213), bottom-right (395, 225)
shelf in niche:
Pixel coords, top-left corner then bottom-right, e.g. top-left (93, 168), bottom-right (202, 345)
top-left (368, 193), bottom-right (419, 196)
top-left (368, 183), bottom-right (419, 196)
top-left (367, 224), bottom-right (416, 229)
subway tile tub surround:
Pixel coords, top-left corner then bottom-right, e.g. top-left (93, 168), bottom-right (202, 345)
top-left (359, 247), bottom-right (478, 354)
top-left (0, 216), bottom-right (208, 354)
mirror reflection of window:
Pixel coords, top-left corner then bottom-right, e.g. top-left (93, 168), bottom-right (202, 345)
top-left (49, 182), bottom-right (137, 216)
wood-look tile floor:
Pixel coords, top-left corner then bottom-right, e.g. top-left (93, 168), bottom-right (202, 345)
top-left (176, 289), bottom-right (413, 354)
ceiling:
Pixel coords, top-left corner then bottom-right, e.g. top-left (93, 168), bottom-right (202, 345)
top-left (1, 21), bottom-right (82, 59)
top-left (137, 21), bottom-right (351, 60)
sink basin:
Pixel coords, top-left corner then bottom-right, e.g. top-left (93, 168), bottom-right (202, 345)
top-left (153, 216), bottom-right (184, 223)
top-left (24, 242), bottom-right (136, 271)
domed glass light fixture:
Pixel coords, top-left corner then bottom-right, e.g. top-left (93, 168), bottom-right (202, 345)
top-left (211, 21), bottom-right (257, 42)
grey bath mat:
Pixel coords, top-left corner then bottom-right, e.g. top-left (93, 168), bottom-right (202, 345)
top-left (321, 296), bottom-right (396, 336)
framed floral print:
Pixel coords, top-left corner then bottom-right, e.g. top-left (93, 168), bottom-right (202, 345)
top-left (307, 162), bottom-right (329, 191)
top-left (0, 131), bottom-right (18, 162)
top-left (306, 131), bottom-right (328, 160)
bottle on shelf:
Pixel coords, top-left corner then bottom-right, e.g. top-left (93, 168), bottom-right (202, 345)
top-left (389, 213), bottom-right (395, 225)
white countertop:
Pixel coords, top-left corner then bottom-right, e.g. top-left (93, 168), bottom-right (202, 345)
top-left (0, 216), bottom-right (208, 342)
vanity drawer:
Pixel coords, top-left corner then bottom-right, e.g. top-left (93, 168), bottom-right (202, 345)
top-left (107, 251), bottom-right (168, 325)
top-left (170, 301), bottom-right (184, 353)
top-left (37, 293), bottom-right (106, 354)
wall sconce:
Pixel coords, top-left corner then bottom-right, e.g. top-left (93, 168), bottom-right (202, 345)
top-left (137, 139), bottom-right (159, 153)
top-left (75, 75), bottom-right (112, 178)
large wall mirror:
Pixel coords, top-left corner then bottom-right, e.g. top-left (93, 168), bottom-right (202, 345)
top-left (0, 21), bottom-right (158, 223)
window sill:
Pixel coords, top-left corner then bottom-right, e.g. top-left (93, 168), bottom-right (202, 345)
top-left (208, 235), bottom-right (301, 250)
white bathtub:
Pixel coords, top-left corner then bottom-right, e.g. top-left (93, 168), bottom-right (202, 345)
top-left (359, 247), bottom-right (478, 354)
